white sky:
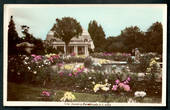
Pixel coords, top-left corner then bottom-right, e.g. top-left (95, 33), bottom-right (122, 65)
top-left (7, 4), bottom-right (165, 40)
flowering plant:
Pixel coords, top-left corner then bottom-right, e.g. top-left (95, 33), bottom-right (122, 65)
top-left (134, 91), bottom-right (146, 98)
top-left (60, 92), bottom-right (76, 101)
top-left (112, 77), bottom-right (131, 92)
top-left (41, 91), bottom-right (50, 97)
top-left (93, 82), bottom-right (111, 93)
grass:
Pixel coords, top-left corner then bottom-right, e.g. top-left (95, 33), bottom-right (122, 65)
top-left (7, 82), bottom-right (161, 103)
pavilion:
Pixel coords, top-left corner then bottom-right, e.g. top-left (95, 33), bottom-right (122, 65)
top-left (46, 29), bottom-right (95, 56)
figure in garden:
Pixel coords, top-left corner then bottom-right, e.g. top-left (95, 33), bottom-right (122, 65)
top-left (135, 48), bottom-right (140, 63)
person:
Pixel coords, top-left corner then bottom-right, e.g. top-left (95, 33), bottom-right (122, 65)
top-left (135, 48), bottom-right (140, 63)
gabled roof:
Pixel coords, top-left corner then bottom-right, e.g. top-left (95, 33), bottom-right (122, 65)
top-left (47, 29), bottom-right (92, 41)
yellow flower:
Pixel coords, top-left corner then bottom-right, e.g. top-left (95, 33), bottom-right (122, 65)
top-left (146, 68), bottom-right (151, 73)
top-left (93, 84), bottom-right (102, 92)
top-left (149, 58), bottom-right (157, 67)
top-left (45, 53), bottom-right (56, 58)
top-left (60, 92), bottom-right (76, 102)
top-left (75, 55), bottom-right (86, 59)
top-left (63, 64), bottom-right (74, 70)
top-left (99, 59), bottom-right (111, 64)
top-left (93, 83), bottom-right (110, 92)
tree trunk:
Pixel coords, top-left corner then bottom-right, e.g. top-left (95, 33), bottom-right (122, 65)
top-left (66, 44), bottom-right (68, 55)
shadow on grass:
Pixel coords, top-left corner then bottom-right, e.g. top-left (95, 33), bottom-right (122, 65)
top-left (7, 82), bottom-right (161, 103)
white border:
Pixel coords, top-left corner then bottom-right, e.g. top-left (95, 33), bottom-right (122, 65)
top-left (3, 4), bottom-right (167, 107)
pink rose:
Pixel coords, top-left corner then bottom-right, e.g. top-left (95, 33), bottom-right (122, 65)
top-left (112, 85), bottom-right (118, 91)
top-left (115, 79), bottom-right (120, 84)
top-left (119, 83), bottom-right (124, 88)
top-left (68, 73), bottom-right (72, 76)
top-left (123, 80), bottom-right (129, 84)
top-left (123, 84), bottom-right (130, 92)
top-left (127, 77), bottom-right (131, 81)
top-left (42, 91), bottom-right (50, 97)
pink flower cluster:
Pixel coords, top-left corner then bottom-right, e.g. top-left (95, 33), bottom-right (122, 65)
top-left (41, 91), bottom-right (50, 97)
top-left (73, 67), bottom-right (85, 76)
top-left (59, 67), bottom-right (85, 77)
top-left (103, 53), bottom-right (113, 56)
top-left (31, 54), bottom-right (42, 62)
top-left (48, 55), bottom-right (59, 63)
top-left (112, 77), bottom-right (131, 92)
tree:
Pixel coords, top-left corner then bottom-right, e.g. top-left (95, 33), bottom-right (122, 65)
top-left (51, 17), bottom-right (82, 55)
top-left (120, 26), bottom-right (145, 53)
top-left (145, 22), bottom-right (163, 53)
top-left (88, 20), bottom-right (106, 52)
top-left (20, 25), bottom-right (45, 55)
top-left (8, 16), bottom-right (20, 55)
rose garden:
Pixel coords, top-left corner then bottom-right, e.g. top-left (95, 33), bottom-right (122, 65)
top-left (7, 16), bottom-right (163, 103)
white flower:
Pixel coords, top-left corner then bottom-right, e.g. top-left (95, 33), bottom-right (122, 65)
top-left (25, 57), bottom-right (29, 60)
top-left (105, 79), bottom-right (108, 83)
top-left (27, 66), bottom-right (31, 70)
top-left (134, 91), bottom-right (146, 98)
top-left (127, 98), bottom-right (136, 103)
top-left (84, 68), bottom-right (88, 73)
top-left (92, 81), bottom-right (95, 85)
top-left (33, 71), bottom-right (37, 74)
top-left (88, 77), bottom-right (92, 80)
top-left (24, 61), bottom-right (28, 65)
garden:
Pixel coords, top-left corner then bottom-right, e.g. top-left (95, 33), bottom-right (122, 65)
top-left (7, 16), bottom-right (163, 104)
top-left (8, 52), bottom-right (162, 103)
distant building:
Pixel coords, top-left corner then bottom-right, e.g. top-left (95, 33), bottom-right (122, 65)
top-left (45, 29), bottom-right (95, 56)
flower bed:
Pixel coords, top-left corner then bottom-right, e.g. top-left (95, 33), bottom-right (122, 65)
top-left (8, 53), bottom-right (162, 101)
top-left (90, 52), bottom-right (131, 61)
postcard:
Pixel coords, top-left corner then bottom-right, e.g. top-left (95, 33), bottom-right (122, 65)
top-left (3, 4), bottom-right (167, 106)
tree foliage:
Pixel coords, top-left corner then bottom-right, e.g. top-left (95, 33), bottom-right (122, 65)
top-left (88, 20), bottom-right (106, 52)
top-left (51, 17), bottom-right (82, 54)
top-left (20, 25), bottom-right (45, 55)
top-left (120, 26), bottom-right (145, 52)
top-left (145, 22), bottom-right (163, 53)
top-left (8, 16), bottom-right (21, 55)
top-left (104, 22), bottom-right (163, 54)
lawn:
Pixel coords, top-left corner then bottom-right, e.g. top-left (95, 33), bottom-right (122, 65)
top-left (7, 82), bottom-right (161, 103)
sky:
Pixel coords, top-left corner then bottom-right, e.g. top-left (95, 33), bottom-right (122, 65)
top-left (7, 5), bottom-right (165, 40)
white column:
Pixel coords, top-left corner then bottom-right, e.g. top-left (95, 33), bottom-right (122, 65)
top-left (64, 45), bottom-right (66, 55)
top-left (74, 46), bottom-right (78, 55)
top-left (85, 45), bottom-right (89, 56)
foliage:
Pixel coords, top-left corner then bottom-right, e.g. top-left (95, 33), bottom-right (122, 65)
top-left (43, 40), bottom-right (58, 54)
top-left (145, 22), bottom-right (163, 54)
top-left (8, 16), bottom-right (21, 55)
top-left (84, 57), bottom-right (93, 68)
top-left (8, 82), bottom-right (162, 102)
top-left (20, 25), bottom-right (45, 55)
top-left (91, 52), bottom-right (131, 61)
top-left (103, 22), bottom-right (162, 54)
top-left (51, 17), bottom-right (82, 54)
top-left (8, 53), bottom-right (162, 99)
top-left (88, 20), bottom-right (106, 52)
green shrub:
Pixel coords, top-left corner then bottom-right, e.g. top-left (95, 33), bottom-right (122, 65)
top-left (84, 57), bottom-right (93, 68)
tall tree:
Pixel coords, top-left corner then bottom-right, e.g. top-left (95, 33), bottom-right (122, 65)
top-left (8, 16), bottom-right (20, 54)
top-left (120, 26), bottom-right (145, 52)
top-left (145, 22), bottom-right (163, 53)
top-left (51, 17), bottom-right (82, 55)
top-left (88, 20), bottom-right (106, 52)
